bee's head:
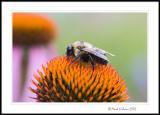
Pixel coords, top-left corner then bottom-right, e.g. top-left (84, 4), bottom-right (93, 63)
top-left (66, 44), bottom-right (74, 56)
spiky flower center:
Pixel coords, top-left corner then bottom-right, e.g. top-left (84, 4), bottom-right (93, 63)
top-left (30, 56), bottom-right (129, 102)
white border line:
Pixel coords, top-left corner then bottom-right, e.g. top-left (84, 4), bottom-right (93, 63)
top-left (2, 2), bottom-right (159, 113)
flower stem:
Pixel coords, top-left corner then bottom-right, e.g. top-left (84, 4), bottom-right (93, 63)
top-left (20, 47), bottom-right (29, 100)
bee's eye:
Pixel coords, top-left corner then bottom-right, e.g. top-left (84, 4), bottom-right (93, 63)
top-left (66, 45), bottom-right (74, 56)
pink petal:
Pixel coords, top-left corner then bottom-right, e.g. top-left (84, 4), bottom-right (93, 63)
top-left (13, 46), bottom-right (23, 102)
top-left (21, 45), bottom-right (57, 102)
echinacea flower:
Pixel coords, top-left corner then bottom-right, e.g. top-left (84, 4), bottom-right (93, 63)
top-left (13, 13), bottom-right (58, 102)
top-left (13, 13), bottom-right (58, 46)
top-left (30, 56), bottom-right (129, 102)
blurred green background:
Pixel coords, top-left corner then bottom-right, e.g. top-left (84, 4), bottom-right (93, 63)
top-left (48, 13), bottom-right (147, 102)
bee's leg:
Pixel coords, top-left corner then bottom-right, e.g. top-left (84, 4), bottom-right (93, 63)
top-left (66, 56), bottom-right (70, 60)
top-left (68, 54), bottom-right (80, 67)
top-left (88, 54), bottom-right (95, 71)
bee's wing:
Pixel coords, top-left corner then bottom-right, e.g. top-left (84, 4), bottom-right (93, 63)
top-left (81, 48), bottom-right (108, 61)
top-left (91, 47), bottom-right (115, 56)
top-left (105, 51), bottom-right (115, 56)
top-left (95, 48), bottom-right (115, 56)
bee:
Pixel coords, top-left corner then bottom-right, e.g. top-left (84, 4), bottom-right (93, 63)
top-left (66, 41), bottom-right (115, 70)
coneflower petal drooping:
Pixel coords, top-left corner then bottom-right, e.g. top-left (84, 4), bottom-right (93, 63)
top-left (30, 56), bottom-right (129, 102)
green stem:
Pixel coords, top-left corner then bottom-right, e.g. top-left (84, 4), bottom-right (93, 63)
top-left (20, 47), bottom-right (29, 99)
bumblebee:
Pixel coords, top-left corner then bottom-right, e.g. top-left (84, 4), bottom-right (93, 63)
top-left (66, 41), bottom-right (115, 69)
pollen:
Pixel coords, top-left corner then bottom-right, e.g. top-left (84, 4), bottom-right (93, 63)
top-left (30, 56), bottom-right (129, 102)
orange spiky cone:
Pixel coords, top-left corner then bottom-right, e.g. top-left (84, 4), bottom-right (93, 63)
top-left (30, 56), bottom-right (129, 102)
